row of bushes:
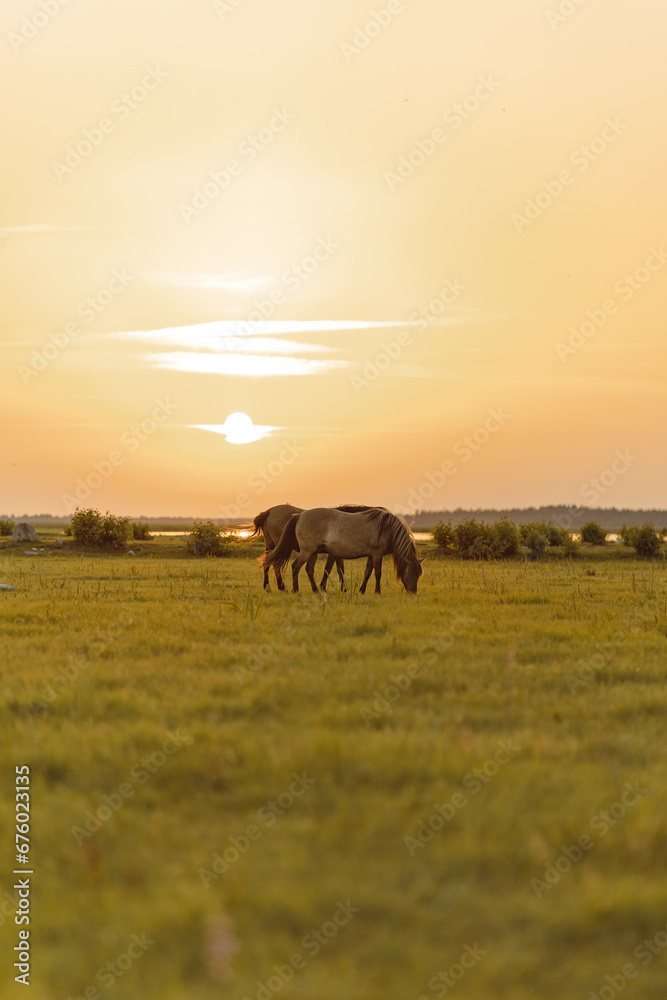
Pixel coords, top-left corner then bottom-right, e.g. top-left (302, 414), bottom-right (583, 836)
top-left (66, 509), bottom-right (155, 549)
top-left (0, 518), bottom-right (15, 536)
top-left (67, 508), bottom-right (232, 556)
top-left (8, 509), bottom-right (665, 560)
top-left (433, 517), bottom-right (663, 560)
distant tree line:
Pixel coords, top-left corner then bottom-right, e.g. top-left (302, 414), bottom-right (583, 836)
top-left (433, 517), bottom-right (664, 560)
top-left (410, 506), bottom-right (667, 531)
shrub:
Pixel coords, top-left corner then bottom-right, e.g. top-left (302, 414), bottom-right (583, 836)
top-left (132, 522), bottom-right (152, 540)
top-left (432, 521), bottom-right (453, 549)
top-left (452, 518), bottom-right (519, 560)
top-left (519, 521), bottom-right (568, 547)
top-left (186, 521), bottom-right (231, 557)
top-left (453, 519), bottom-right (494, 560)
top-left (524, 527), bottom-right (548, 558)
top-left (70, 508), bottom-right (131, 551)
top-left (493, 517), bottom-right (520, 558)
top-left (619, 524), bottom-right (638, 547)
top-left (580, 521), bottom-right (607, 545)
top-left (561, 533), bottom-right (580, 556)
top-left (631, 524), bottom-right (661, 558)
top-left (0, 518), bottom-right (15, 536)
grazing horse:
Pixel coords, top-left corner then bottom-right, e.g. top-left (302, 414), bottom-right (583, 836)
top-left (249, 504), bottom-right (379, 591)
top-left (262, 507), bottom-right (423, 595)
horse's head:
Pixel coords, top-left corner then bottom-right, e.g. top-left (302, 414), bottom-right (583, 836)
top-left (402, 554), bottom-right (424, 593)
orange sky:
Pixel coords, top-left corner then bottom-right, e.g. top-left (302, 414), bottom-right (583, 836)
top-left (1, 0), bottom-right (666, 518)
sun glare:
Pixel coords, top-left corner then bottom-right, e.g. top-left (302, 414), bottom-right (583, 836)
top-left (191, 412), bottom-right (278, 444)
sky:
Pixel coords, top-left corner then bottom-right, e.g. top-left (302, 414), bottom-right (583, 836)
top-left (1, 0), bottom-right (666, 519)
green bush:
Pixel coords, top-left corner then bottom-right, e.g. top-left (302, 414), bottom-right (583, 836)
top-left (186, 521), bottom-right (231, 557)
top-left (519, 521), bottom-right (568, 547)
top-left (70, 508), bottom-right (131, 551)
top-left (580, 521), bottom-right (607, 545)
top-left (432, 521), bottom-right (453, 549)
top-left (493, 517), bottom-right (521, 557)
top-left (631, 524), bottom-right (661, 558)
top-left (620, 524), bottom-right (637, 547)
top-left (132, 522), bottom-right (152, 540)
top-left (524, 527), bottom-right (548, 558)
top-left (451, 517), bottom-right (519, 560)
top-left (561, 533), bottom-right (580, 556)
top-left (0, 518), bottom-right (15, 536)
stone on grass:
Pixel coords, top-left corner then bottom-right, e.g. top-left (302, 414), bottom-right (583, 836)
top-left (12, 522), bottom-right (40, 542)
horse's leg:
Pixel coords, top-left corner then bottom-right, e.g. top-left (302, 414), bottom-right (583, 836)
top-left (372, 551), bottom-right (383, 594)
top-left (336, 558), bottom-right (347, 592)
top-left (359, 557), bottom-right (374, 594)
top-left (274, 565), bottom-right (286, 591)
top-left (291, 553), bottom-right (308, 593)
top-left (305, 553), bottom-right (319, 593)
top-left (262, 543), bottom-right (272, 590)
top-left (320, 554), bottom-right (336, 592)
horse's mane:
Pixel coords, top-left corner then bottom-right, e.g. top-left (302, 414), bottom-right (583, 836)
top-left (364, 510), bottom-right (419, 582)
top-left (335, 503), bottom-right (388, 513)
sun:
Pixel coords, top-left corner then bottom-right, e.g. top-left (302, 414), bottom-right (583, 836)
top-left (222, 412), bottom-right (256, 444)
top-left (191, 412), bottom-right (279, 443)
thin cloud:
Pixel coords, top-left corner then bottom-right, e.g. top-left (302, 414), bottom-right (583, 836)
top-left (144, 352), bottom-right (349, 377)
top-left (0, 224), bottom-right (101, 233)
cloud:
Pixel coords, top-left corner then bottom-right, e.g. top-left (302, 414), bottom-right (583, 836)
top-left (144, 352), bottom-right (348, 377)
top-left (0, 225), bottom-right (101, 233)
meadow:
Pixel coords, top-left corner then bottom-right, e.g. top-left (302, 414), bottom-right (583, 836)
top-left (1, 534), bottom-right (667, 1000)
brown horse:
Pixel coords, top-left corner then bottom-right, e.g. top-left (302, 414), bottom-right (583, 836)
top-left (249, 504), bottom-right (378, 591)
top-left (262, 507), bottom-right (423, 594)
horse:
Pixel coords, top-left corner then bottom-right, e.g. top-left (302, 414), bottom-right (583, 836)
top-left (249, 504), bottom-right (380, 591)
top-left (262, 507), bottom-right (424, 594)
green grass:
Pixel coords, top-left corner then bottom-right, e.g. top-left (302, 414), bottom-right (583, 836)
top-left (1, 539), bottom-right (667, 999)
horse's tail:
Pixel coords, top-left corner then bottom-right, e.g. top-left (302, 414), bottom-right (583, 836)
top-left (248, 508), bottom-right (271, 540)
top-left (261, 513), bottom-right (300, 575)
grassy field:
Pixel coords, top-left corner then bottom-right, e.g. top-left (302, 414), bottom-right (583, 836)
top-left (1, 535), bottom-right (667, 1000)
